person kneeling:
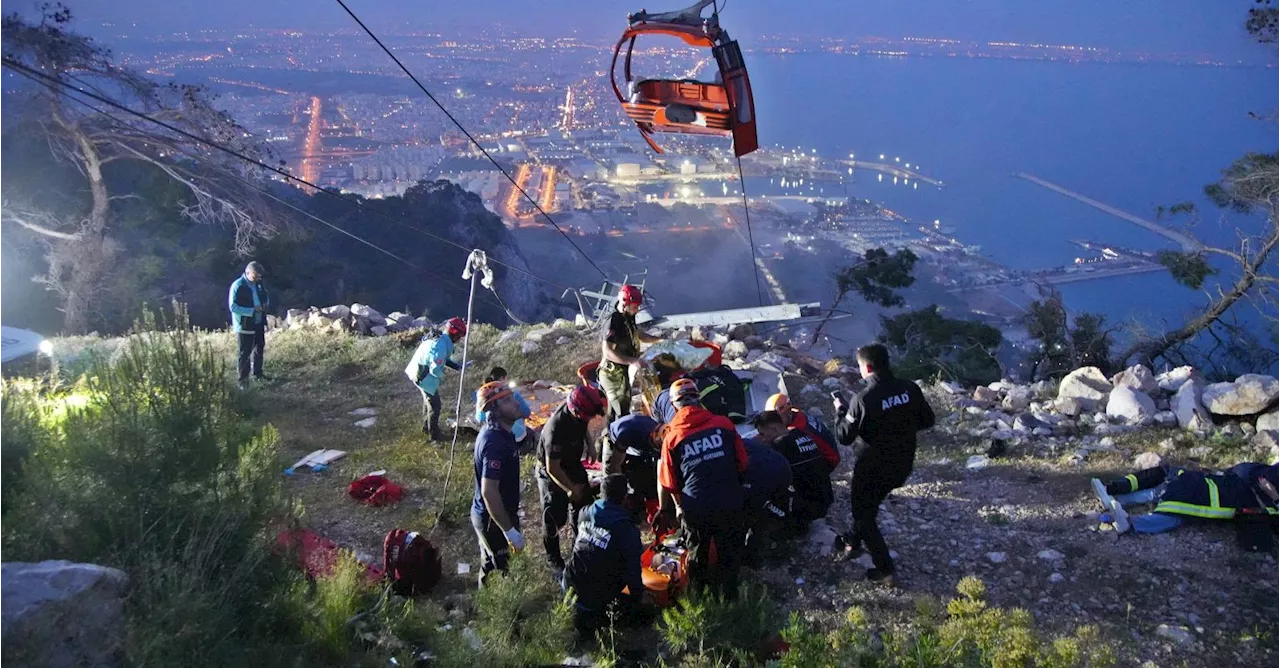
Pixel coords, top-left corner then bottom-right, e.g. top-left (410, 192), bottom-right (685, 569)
top-left (564, 474), bottom-right (651, 639)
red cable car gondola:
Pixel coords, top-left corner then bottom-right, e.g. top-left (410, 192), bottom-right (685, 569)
top-left (610, 0), bottom-right (758, 157)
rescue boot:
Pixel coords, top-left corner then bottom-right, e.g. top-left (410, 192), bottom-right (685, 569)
top-left (833, 532), bottom-right (865, 562)
top-left (865, 567), bottom-right (895, 586)
top-left (1090, 478), bottom-right (1116, 512)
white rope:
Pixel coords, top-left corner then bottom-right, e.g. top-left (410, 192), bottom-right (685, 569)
top-left (429, 249), bottom-right (487, 538)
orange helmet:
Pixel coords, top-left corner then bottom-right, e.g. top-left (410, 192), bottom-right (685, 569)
top-left (478, 381), bottom-right (513, 410)
top-left (670, 378), bottom-right (700, 407)
top-left (765, 393), bottom-right (790, 412)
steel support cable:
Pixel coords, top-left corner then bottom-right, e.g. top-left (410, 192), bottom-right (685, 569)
top-left (9, 64), bottom-right (515, 315)
top-left (2, 58), bottom-right (573, 295)
top-left (735, 154), bottom-right (766, 306)
top-left (334, 0), bottom-right (614, 284)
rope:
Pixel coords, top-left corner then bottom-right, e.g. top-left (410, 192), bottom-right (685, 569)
top-left (735, 154), bottom-right (766, 306)
top-left (429, 251), bottom-right (483, 539)
top-left (334, 0), bottom-right (615, 284)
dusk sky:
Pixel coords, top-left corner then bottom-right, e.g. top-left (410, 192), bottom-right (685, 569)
top-left (58, 0), bottom-right (1274, 61)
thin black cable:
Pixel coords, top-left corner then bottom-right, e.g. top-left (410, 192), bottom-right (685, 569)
top-left (7, 64), bottom-right (523, 317)
top-left (333, 0), bottom-right (613, 283)
top-left (2, 58), bottom-right (573, 294)
top-left (735, 155), bottom-right (765, 306)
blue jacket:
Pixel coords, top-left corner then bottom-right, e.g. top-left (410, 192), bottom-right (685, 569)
top-left (471, 421), bottom-right (521, 522)
top-left (743, 438), bottom-right (792, 508)
top-left (652, 389), bottom-right (677, 425)
top-left (404, 334), bottom-right (457, 396)
top-left (476, 389), bottom-right (531, 441)
top-left (228, 275), bottom-right (269, 333)
top-left (564, 499), bottom-right (644, 610)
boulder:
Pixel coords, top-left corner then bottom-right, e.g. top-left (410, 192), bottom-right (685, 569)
top-left (1054, 397), bottom-right (1093, 417)
top-left (973, 387), bottom-right (999, 403)
top-left (1155, 366), bottom-right (1200, 393)
top-left (285, 308), bottom-right (310, 329)
top-left (1134, 451), bottom-right (1163, 470)
top-left (743, 335), bottom-right (765, 350)
top-left (321, 304), bottom-right (351, 320)
top-left (822, 377), bottom-right (841, 390)
top-left (1172, 380), bottom-right (1212, 431)
top-left (1029, 379), bottom-right (1056, 400)
top-left (724, 340), bottom-right (749, 360)
top-left (1154, 411), bottom-right (1178, 428)
top-left (307, 312), bottom-right (334, 330)
top-left (1002, 388), bottom-right (1032, 412)
top-left (727, 323), bottom-right (755, 341)
top-left (551, 318), bottom-right (574, 330)
top-left (2, 561), bottom-right (129, 667)
top-left (412, 316), bottom-right (433, 329)
top-left (1057, 367), bottom-right (1112, 403)
top-left (1106, 386), bottom-right (1156, 422)
top-left (525, 328), bottom-right (551, 342)
top-left (1202, 374), bottom-right (1279, 416)
top-left (1014, 413), bottom-right (1048, 432)
top-left (1258, 411), bottom-right (1279, 433)
top-left (521, 340), bottom-right (541, 355)
top-left (1252, 430), bottom-right (1279, 458)
top-left (369, 325), bottom-right (388, 337)
top-left (350, 303), bottom-right (385, 325)
top-left (1111, 364), bottom-right (1158, 395)
top-left (385, 312), bottom-right (414, 331)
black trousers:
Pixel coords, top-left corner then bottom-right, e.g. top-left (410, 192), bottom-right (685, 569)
top-left (684, 510), bottom-right (746, 599)
top-left (237, 326), bottom-right (265, 380)
top-left (1105, 466), bottom-right (1172, 495)
top-left (471, 511), bottom-right (514, 586)
top-left (848, 466), bottom-right (909, 574)
top-left (744, 486), bottom-right (792, 558)
top-left (536, 467), bottom-right (592, 570)
top-left (420, 389), bottom-right (443, 437)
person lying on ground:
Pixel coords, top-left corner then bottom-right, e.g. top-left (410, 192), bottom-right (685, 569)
top-left (1091, 461), bottom-right (1278, 534)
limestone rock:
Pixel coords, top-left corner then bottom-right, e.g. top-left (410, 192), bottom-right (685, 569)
top-left (1134, 451), bottom-right (1163, 470)
top-left (727, 323), bottom-right (755, 341)
top-left (369, 325), bottom-right (388, 337)
top-left (1111, 364), bottom-right (1158, 394)
top-left (307, 312), bottom-right (334, 330)
top-left (743, 335), bottom-right (765, 350)
top-left (1054, 397), bottom-right (1092, 417)
top-left (350, 303), bottom-right (385, 325)
top-left (724, 340), bottom-right (749, 360)
top-left (1002, 388), bottom-right (1032, 412)
top-left (1156, 366), bottom-right (1200, 393)
top-left (1258, 411), bottom-right (1279, 433)
top-left (520, 340), bottom-right (541, 355)
top-left (1057, 367), bottom-right (1112, 403)
top-left (1106, 386), bottom-right (1156, 422)
top-left (1202, 374), bottom-right (1279, 416)
top-left (973, 387), bottom-right (999, 403)
top-left (2, 561), bottom-right (129, 667)
top-left (1172, 380), bottom-right (1212, 431)
top-left (321, 304), bottom-right (351, 320)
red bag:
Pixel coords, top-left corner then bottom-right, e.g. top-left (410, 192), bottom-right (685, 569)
top-left (347, 474), bottom-right (404, 506)
top-left (383, 529), bottom-right (442, 596)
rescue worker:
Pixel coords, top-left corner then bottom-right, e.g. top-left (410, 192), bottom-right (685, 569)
top-left (1092, 461), bottom-right (1279, 534)
top-left (228, 260), bottom-right (271, 386)
top-left (537, 385), bottom-right (608, 577)
top-left (602, 413), bottom-right (662, 512)
top-left (599, 284), bottom-right (661, 424)
top-left (404, 317), bottom-right (468, 442)
top-left (752, 410), bottom-right (833, 533)
top-left (765, 393), bottom-right (840, 472)
top-left (471, 381), bottom-right (527, 587)
top-left (740, 436), bottom-right (793, 567)
top-left (657, 378), bottom-right (749, 597)
top-left (474, 366), bottom-right (532, 446)
top-left (563, 474), bottom-right (650, 639)
top-left (686, 347), bottom-right (750, 423)
top-left (832, 344), bottom-right (935, 585)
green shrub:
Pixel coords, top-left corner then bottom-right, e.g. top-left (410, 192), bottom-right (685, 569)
top-left (660, 583), bottom-right (778, 666)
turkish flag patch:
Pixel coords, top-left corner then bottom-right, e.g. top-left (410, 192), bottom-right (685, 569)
top-left (488, 460), bottom-right (501, 470)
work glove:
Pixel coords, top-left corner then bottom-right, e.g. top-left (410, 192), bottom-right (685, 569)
top-left (504, 527), bottom-right (525, 551)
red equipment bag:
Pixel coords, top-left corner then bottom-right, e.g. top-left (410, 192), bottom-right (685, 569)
top-left (347, 474), bottom-right (404, 506)
top-left (383, 529), bottom-right (443, 596)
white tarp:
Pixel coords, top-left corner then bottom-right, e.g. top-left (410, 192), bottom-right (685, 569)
top-left (1, 326), bottom-right (45, 363)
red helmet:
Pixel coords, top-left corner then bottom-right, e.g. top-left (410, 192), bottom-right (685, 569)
top-left (619, 284), bottom-right (643, 306)
top-left (444, 317), bottom-right (467, 337)
top-left (567, 385), bottom-right (607, 419)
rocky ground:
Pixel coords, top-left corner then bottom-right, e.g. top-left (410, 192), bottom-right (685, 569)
top-left (214, 305), bottom-right (1279, 667)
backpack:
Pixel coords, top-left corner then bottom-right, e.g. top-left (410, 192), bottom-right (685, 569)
top-left (383, 529), bottom-right (442, 596)
top-left (688, 367), bottom-right (748, 420)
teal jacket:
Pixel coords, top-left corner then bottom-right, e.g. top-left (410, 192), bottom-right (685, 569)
top-left (405, 334), bottom-right (457, 396)
top-left (228, 275), bottom-right (269, 333)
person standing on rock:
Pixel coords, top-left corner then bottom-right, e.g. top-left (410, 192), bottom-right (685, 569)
top-left (599, 284), bottom-right (661, 424)
top-left (404, 317), bottom-right (468, 442)
top-left (832, 343), bottom-right (935, 585)
top-left (471, 381), bottom-right (527, 587)
top-left (228, 261), bottom-right (271, 387)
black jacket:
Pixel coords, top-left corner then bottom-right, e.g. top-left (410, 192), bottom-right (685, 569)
top-left (836, 372), bottom-right (935, 479)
